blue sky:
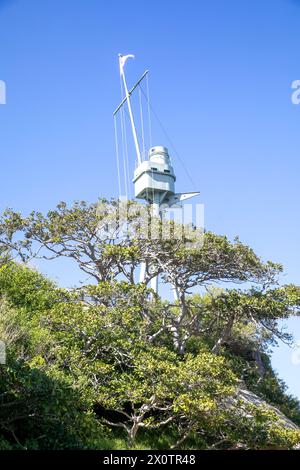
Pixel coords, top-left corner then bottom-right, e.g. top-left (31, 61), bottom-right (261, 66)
top-left (0, 0), bottom-right (299, 398)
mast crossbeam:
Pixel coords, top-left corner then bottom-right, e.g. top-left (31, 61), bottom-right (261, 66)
top-left (113, 70), bottom-right (149, 116)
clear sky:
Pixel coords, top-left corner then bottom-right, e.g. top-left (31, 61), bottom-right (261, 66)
top-left (0, 0), bottom-right (299, 398)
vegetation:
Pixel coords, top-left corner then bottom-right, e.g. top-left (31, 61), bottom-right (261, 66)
top-left (0, 199), bottom-right (299, 449)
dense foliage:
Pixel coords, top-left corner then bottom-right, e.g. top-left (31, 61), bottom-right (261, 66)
top-left (0, 200), bottom-right (299, 449)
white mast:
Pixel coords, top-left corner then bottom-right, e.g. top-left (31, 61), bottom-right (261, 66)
top-left (119, 54), bottom-right (142, 166)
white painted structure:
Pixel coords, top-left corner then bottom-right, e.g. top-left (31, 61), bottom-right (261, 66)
top-left (114, 54), bottom-right (200, 294)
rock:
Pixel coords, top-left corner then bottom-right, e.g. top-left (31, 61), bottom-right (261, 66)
top-left (238, 387), bottom-right (299, 431)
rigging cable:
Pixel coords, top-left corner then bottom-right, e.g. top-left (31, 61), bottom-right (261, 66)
top-left (119, 76), bottom-right (128, 198)
top-left (146, 73), bottom-right (152, 150)
top-left (113, 114), bottom-right (122, 197)
top-left (123, 109), bottom-right (131, 199)
top-left (138, 86), bottom-right (146, 161)
top-left (119, 75), bottom-right (133, 199)
top-left (139, 84), bottom-right (197, 190)
top-left (119, 75), bottom-right (126, 198)
top-left (120, 105), bottom-right (128, 198)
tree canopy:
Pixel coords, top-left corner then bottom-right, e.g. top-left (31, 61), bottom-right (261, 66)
top-left (0, 199), bottom-right (299, 450)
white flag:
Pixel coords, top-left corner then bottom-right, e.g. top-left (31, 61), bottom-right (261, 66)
top-left (119, 54), bottom-right (135, 76)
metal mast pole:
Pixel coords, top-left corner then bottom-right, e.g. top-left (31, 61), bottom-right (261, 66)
top-left (119, 54), bottom-right (142, 165)
top-left (150, 192), bottom-right (161, 294)
top-left (114, 55), bottom-right (200, 299)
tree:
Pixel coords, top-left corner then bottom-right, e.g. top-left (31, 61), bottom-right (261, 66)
top-left (0, 200), bottom-right (286, 355)
top-left (0, 289), bottom-right (103, 449)
top-left (198, 286), bottom-right (300, 355)
top-left (0, 200), bottom-right (299, 449)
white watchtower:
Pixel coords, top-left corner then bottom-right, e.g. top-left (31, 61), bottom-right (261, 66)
top-left (114, 54), bottom-right (200, 293)
top-left (133, 145), bottom-right (175, 214)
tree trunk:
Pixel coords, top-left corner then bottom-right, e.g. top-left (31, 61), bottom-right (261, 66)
top-left (212, 315), bottom-right (234, 354)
